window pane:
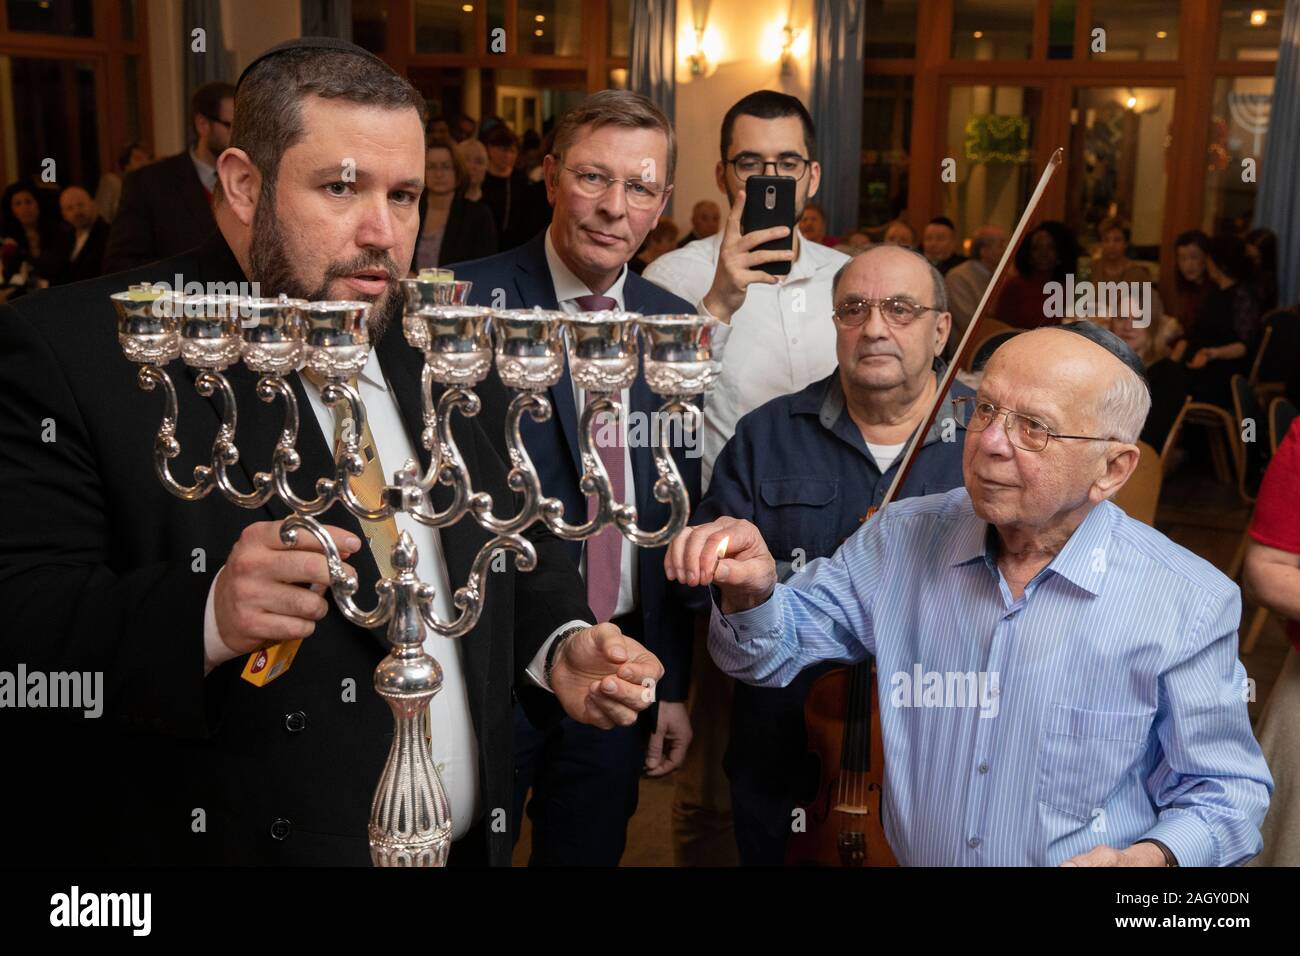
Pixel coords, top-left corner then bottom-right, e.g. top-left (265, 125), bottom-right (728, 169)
top-left (5, 0), bottom-right (94, 36)
top-left (1203, 76), bottom-right (1273, 235)
top-left (864, 0), bottom-right (917, 59)
top-left (485, 68), bottom-right (587, 138)
top-left (124, 54), bottom-right (142, 142)
top-left (951, 0), bottom-right (1034, 60)
top-left (519, 0), bottom-right (583, 56)
top-left (1, 56), bottom-right (100, 188)
top-left (1067, 87), bottom-right (1175, 265)
top-left (1047, 0), bottom-right (1075, 60)
top-left (1218, 1), bottom-right (1283, 60)
top-left (1090, 0), bottom-right (1179, 61)
top-left (944, 84), bottom-right (1043, 237)
top-left (860, 74), bottom-right (913, 228)
top-left (609, 1), bottom-right (629, 58)
top-left (414, 0), bottom-right (476, 54)
top-left (352, 0), bottom-right (388, 54)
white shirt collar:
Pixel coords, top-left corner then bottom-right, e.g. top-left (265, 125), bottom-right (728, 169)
top-left (543, 226), bottom-right (628, 308)
top-left (357, 344), bottom-right (388, 392)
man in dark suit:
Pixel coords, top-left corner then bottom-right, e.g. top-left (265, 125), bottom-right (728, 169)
top-left (0, 39), bottom-right (661, 867)
top-left (454, 90), bottom-right (699, 865)
top-left (103, 81), bottom-right (234, 273)
top-left (51, 185), bottom-right (110, 284)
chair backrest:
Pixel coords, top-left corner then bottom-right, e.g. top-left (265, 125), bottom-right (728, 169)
top-left (1271, 396), bottom-right (1298, 456)
top-left (1248, 324), bottom-right (1274, 385)
top-left (1256, 308), bottom-right (1300, 384)
top-left (1159, 395), bottom-right (1193, 465)
top-left (1112, 440), bottom-right (1163, 526)
top-left (963, 318), bottom-right (1017, 371)
top-left (1231, 373), bottom-right (1262, 439)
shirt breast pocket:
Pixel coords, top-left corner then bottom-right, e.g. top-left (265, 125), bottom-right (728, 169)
top-left (757, 477), bottom-right (838, 562)
top-left (1036, 704), bottom-right (1153, 820)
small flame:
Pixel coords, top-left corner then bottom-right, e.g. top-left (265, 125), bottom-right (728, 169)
top-left (716, 536), bottom-right (730, 561)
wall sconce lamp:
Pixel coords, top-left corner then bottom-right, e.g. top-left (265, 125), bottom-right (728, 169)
top-left (780, 24), bottom-right (801, 77)
top-left (689, 27), bottom-right (708, 76)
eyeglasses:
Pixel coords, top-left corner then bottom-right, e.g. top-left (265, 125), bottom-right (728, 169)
top-left (563, 166), bottom-right (670, 210)
top-left (951, 397), bottom-right (1117, 452)
top-left (205, 115), bottom-right (232, 130)
top-left (726, 154), bottom-right (811, 182)
top-left (833, 297), bottom-right (941, 328)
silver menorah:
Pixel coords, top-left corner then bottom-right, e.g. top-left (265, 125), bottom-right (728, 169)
top-left (112, 274), bottom-right (717, 867)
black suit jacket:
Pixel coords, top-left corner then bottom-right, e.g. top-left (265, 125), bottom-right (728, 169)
top-left (103, 152), bottom-right (216, 273)
top-left (0, 232), bottom-right (591, 866)
top-left (416, 191), bottom-right (499, 270)
top-left (51, 217), bottom-right (110, 285)
top-left (453, 231), bottom-right (700, 701)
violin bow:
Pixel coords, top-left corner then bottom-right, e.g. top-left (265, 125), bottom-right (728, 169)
top-left (875, 147), bottom-right (1065, 511)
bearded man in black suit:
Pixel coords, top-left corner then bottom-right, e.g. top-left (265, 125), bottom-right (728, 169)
top-left (0, 39), bottom-right (662, 867)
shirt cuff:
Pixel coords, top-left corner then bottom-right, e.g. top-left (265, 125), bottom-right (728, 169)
top-left (1140, 810), bottom-right (1220, 867)
top-left (203, 566), bottom-right (240, 677)
top-left (525, 619), bottom-right (592, 692)
top-left (709, 584), bottom-right (781, 644)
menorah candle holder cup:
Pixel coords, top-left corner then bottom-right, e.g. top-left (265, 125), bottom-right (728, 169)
top-left (637, 314), bottom-right (721, 397)
top-left (239, 296), bottom-right (309, 375)
top-left (409, 306), bottom-right (494, 387)
top-left (112, 286), bottom-right (183, 366)
top-left (492, 308), bottom-right (568, 391)
top-left (299, 300), bottom-right (371, 381)
top-left (563, 310), bottom-right (642, 393)
top-left (399, 275), bottom-right (474, 351)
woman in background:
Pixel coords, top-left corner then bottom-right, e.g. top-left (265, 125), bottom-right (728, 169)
top-left (455, 138), bottom-right (489, 203)
top-left (1, 180), bottom-right (62, 300)
top-left (1090, 216), bottom-right (1144, 283)
top-left (414, 137), bottom-right (497, 272)
top-left (1163, 229), bottom-right (1212, 345)
top-left (1244, 418), bottom-right (1300, 866)
top-left (1181, 234), bottom-right (1260, 410)
top-left (994, 220), bottom-right (1081, 330)
top-left (1245, 226), bottom-right (1279, 314)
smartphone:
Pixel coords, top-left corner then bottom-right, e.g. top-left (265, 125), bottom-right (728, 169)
top-left (740, 175), bottom-right (796, 277)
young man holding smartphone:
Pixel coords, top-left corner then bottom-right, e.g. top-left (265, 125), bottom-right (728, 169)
top-left (642, 90), bottom-right (849, 865)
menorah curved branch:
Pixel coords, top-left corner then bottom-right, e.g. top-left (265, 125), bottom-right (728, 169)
top-left (468, 390), bottom-right (553, 535)
top-left (137, 364), bottom-right (216, 501)
top-left (419, 533), bottom-right (537, 639)
top-left (195, 370), bottom-right (277, 508)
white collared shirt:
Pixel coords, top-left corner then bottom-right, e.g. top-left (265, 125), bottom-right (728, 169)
top-left (542, 226), bottom-right (638, 622)
top-left (643, 231), bottom-right (849, 488)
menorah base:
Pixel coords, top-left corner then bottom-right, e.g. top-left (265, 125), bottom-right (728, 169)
top-left (368, 823), bottom-right (453, 867)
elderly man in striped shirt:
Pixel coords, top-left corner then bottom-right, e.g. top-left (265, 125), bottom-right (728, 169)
top-left (667, 322), bottom-right (1272, 866)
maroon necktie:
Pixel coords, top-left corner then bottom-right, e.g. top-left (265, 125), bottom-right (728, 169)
top-left (574, 294), bottom-right (623, 622)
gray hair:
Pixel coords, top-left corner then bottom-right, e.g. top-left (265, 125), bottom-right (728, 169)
top-left (832, 244), bottom-right (948, 313)
top-left (1097, 366), bottom-right (1152, 443)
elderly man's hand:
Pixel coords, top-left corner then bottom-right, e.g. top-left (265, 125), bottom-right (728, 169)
top-left (665, 517), bottom-right (777, 614)
top-left (701, 188), bottom-right (796, 323)
top-left (551, 623), bottom-right (664, 730)
top-left (1060, 843), bottom-right (1168, 867)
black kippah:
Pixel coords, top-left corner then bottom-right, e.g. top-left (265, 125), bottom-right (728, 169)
top-left (1053, 321), bottom-right (1151, 395)
top-left (236, 36), bottom-right (392, 91)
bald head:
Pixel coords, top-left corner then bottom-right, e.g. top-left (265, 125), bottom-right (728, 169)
top-left (59, 186), bottom-right (97, 231)
top-left (985, 326), bottom-right (1150, 442)
top-left (833, 243), bottom-right (947, 311)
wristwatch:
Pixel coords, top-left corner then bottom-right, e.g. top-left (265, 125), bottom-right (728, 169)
top-left (543, 626), bottom-right (587, 690)
top-left (1137, 838), bottom-right (1179, 867)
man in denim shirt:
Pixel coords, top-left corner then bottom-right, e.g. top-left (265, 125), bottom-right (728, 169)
top-left (690, 245), bottom-right (972, 863)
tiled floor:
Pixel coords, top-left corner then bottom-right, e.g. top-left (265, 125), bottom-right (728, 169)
top-left (515, 460), bottom-right (1291, 866)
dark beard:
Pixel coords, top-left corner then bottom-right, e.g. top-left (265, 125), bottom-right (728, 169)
top-left (247, 187), bottom-right (403, 341)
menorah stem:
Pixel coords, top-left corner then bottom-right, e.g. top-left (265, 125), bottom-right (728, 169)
top-left (137, 363), bottom-right (216, 500)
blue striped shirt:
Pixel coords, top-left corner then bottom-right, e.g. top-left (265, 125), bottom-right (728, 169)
top-left (709, 487), bottom-right (1272, 866)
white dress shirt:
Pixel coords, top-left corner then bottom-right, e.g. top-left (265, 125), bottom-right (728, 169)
top-left (542, 226), bottom-right (638, 622)
top-left (642, 231), bottom-right (849, 488)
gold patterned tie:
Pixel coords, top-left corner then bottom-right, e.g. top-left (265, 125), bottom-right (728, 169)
top-left (301, 369), bottom-right (401, 579)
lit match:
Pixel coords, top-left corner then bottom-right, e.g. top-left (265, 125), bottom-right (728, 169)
top-left (715, 536), bottom-right (730, 561)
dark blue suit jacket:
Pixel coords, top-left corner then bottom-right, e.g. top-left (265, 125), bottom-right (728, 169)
top-left (454, 231), bottom-right (700, 700)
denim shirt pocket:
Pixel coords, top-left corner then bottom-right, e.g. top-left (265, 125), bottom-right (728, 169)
top-left (1036, 703), bottom-right (1153, 821)
top-left (758, 477), bottom-right (839, 563)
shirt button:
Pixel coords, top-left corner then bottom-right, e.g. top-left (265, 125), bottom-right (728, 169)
top-left (270, 818), bottom-right (292, 841)
top-left (978, 762), bottom-right (989, 774)
top-left (284, 711), bottom-right (307, 733)
top-left (791, 337), bottom-right (799, 346)
top-left (968, 836), bottom-right (981, 849)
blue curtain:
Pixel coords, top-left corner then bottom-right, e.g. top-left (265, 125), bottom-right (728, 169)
top-left (301, 0), bottom-right (353, 40)
top-left (1254, 0), bottom-right (1300, 307)
top-left (810, 0), bottom-right (865, 236)
top-left (629, 0), bottom-right (676, 214)
top-left (181, 0), bottom-right (235, 143)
